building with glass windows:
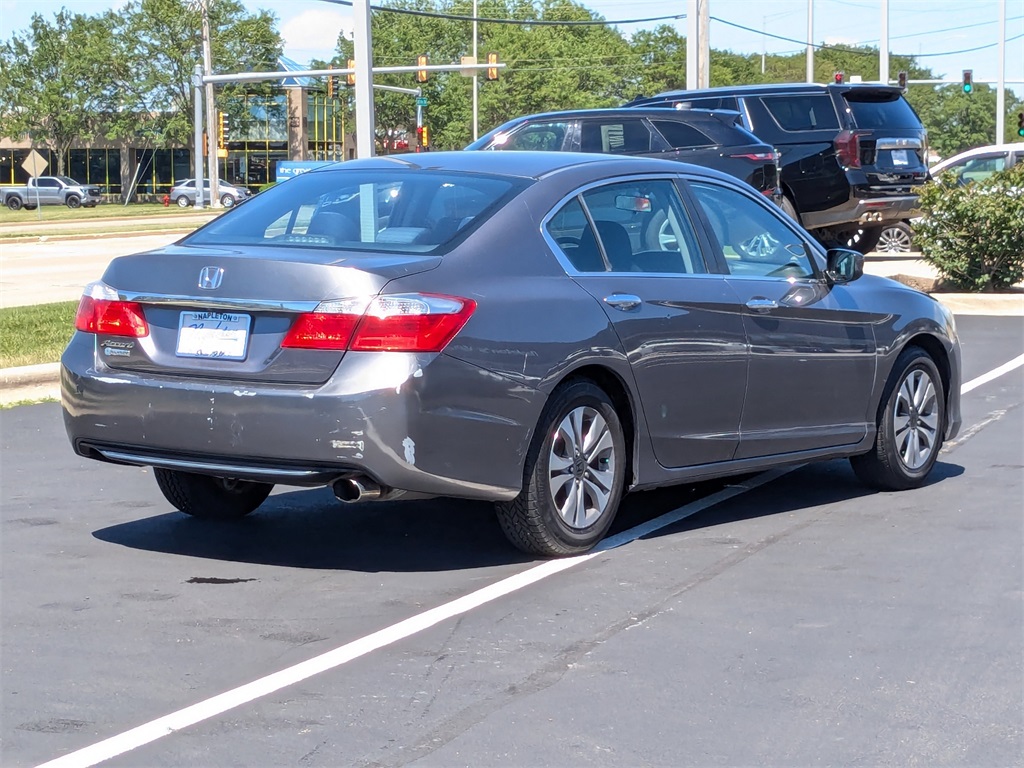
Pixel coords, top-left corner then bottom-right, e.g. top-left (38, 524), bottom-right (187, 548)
top-left (0, 58), bottom-right (354, 201)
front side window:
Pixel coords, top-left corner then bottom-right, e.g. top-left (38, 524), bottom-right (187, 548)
top-left (690, 182), bottom-right (815, 279)
top-left (546, 179), bottom-right (706, 275)
top-left (949, 155), bottom-right (1007, 183)
top-left (185, 170), bottom-right (523, 254)
top-left (490, 121), bottom-right (570, 151)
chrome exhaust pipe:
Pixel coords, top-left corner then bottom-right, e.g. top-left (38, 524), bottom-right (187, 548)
top-left (332, 476), bottom-right (382, 503)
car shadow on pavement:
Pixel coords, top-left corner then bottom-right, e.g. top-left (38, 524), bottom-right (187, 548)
top-left (91, 459), bottom-right (964, 573)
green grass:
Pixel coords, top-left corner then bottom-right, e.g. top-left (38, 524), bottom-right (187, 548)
top-left (0, 222), bottom-right (203, 240)
top-left (0, 202), bottom-right (218, 224)
top-left (0, 301), bottom-right (78, 368)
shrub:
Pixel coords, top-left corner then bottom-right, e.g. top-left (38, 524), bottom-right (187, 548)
top-left (915, 162), bottom-right (1024, 292)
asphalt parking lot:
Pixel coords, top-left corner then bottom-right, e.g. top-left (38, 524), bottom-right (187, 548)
top-left (1, 314), bottom-right (1022, 768)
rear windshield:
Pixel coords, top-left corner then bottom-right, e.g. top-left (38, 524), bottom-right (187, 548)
top-left (843, 92), bottom-right (923, 130)
top-left (184, 169), bottom-right (523, 253)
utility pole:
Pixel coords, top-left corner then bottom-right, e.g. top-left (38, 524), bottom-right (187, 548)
top-left (997, 0), bottom-right (1006, 142)
top-left (880, 0), bottom-right (889, 84)
top-left (353, 0), bottom-right (375, 158)
top-left (193, 65), bottom-right (205, 209)
top-left (806, 0), bottom-right (814, 83)
top-left (698, 0), bottom-right (710, 88)
top-left (472, 0), bottom-right (479, 141)
top-left (201, 0), bottom-right (220, 207)
top-left (686, 0), bottom-right (697, 90)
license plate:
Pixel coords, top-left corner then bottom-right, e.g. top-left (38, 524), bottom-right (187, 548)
top-left (891, 149), bottom-right (910, 166)
top-left (176, 311), bottom-right (251, 360)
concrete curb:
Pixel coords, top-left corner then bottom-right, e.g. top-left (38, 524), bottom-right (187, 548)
top-left (1, 362), bottom-right (60, 387)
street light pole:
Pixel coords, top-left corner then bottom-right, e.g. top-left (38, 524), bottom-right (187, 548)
top-left (353, 0), bottom-right (375, 158)
top-left (806, 0), bottom-right (814, 83)
top-left (997, 0), bottom-right (1006, 142)
top-left (201, 0), bottom-right (220, 207)
top-left (472, 0), bottom-right (479, 141)
top-left (193, 65), bottom-right (205, 209)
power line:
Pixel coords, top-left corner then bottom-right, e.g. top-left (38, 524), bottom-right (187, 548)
top-left (320, 0), bottom-right (684, 26)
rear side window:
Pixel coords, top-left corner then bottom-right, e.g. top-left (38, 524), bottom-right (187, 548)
top-left (843, 92), bottom-right (923, 130)
top-left (184, 170), bottom-right (523, 253)
top-left (580, 119), bottom-right (653, 154)
top-left (761, 95), bottom-right (839, 132)
top-left (650, 120), bottom-right (716, 149)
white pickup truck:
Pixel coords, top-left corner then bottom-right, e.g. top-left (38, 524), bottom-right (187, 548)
top-left (1, 176), bottom-right (103, 210)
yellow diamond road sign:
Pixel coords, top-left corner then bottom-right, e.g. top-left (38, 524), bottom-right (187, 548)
top-left (21, 149), bottom-right (48, 177)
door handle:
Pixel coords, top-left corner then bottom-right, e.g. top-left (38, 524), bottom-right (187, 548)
top-left (603, 294), bottom-right (642, 311)
top-left (745, 297), bottom-right (778, 313)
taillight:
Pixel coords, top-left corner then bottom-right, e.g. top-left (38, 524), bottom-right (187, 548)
top-left (74, 282), bottom-right (149, 337)
top-left (728, 151), bottom-right (776, 161)
top-left (282, 293), bottom-right (476, 353)
top-left (834, 130), bottom-right (862, 169)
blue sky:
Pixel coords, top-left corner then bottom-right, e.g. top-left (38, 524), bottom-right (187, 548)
top-left (1, 0), bottom-right (1021, 96)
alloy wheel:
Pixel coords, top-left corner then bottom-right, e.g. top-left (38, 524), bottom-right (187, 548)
top-left (893, 368), bottom-right (939, 470)
top-left (547, 406), bottom-right (617, 529)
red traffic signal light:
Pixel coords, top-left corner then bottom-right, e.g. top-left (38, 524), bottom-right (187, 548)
top-left (833, 71), bottom-right (844, 84)
top-left (486, 52), bottom-right (500, 81)
top-left (416, 54), bottom-right (429, 84)
top-left (962, 69), bottom-right (973, 94)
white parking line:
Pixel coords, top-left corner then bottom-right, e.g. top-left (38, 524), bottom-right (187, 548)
top-left (34, 359), bottom-right (1022, 768)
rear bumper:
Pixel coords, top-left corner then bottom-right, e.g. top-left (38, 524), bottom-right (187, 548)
top-left (61, 334), bottom-right (544, 501)
top-left (802, 193), bottom-right (920, 231)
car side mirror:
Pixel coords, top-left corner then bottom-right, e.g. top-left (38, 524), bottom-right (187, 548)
top-left (825, 247), bottom-right (864, 284)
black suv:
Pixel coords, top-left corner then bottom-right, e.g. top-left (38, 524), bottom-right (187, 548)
top-left (626, 83), bottom-right (930, 252)
top-left (465, 108), bottom-right (781, 200)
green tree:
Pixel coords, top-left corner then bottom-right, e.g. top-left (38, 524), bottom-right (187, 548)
top-left (0, 11), bottom-right (116, 176)
top-left (102, 0), bottom-right (282, 151)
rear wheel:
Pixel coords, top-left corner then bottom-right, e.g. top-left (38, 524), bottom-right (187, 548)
top-left (154, 468), bottom-right (273, 519)
top-left (176, 195), bottom-right (191, 208)
top-left (6, 196), bottom-right (22, 211)
top-left (876, 221), bottom-right (913, 253)
top-left (495, 380), bottom-right (625, 557)
top-left (851, 347), bottom-right (945, 491)
top-left (66, 195), bottom-right (81, 209)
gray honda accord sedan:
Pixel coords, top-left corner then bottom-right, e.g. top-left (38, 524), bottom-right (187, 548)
top-left (62, 151), bottom-right (962, 556)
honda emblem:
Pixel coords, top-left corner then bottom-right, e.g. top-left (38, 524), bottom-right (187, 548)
top-left (198, 266), bottom-right (224, 290)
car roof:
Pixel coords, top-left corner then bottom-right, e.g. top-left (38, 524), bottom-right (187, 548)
top-left (631, 81), bottom-right (904, 102)
top-left (489, 107), bottom-right (738, 121)
top-left (931, 144), bottom-right (1020, 171)
top-left (305, 150), bottom-right (739, 184)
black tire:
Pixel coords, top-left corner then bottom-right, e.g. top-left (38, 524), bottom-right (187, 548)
top-left (779, 195), bottom-right (800, 224)
top-left (220, 194), bottom-right (235, 208)
top-left (6, 196), bottom-right (23, 211)
top-left (23, 204), bottom-right (36, 210)
top-left (176, 195), bottom-right (191, 208)
top-left (154, 468), bottom-right (273, 519)
top-left (851, 347), bottom-right (945, 491)
top-left (495, 380), bottom-right (626, 557)
top-left (66, 195), bottom-right (81, 209)
top-left (845, 225), bottom-right (883, 254)
top-left (876, 221), bottom-right (914, 253)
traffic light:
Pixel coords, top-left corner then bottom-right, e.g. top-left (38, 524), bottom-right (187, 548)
top-left (833, 71), bottom-right (844, 84)
top-left (486, 52), bottom-right (499, 81)
top-left (1017, 112), bottom-right (1024, 138)
top-left (962, 69), bottom-right (973, 94)
top-left (897, 70), bottom-right (907, 90)
top-left (418, 124), bottom-right (429, 149)
top-left (416, 54), bottom-right (429, 84)
top-left (346, 59), bottom-right (355, 86)
top-left (217, 111), bottom-right (229, 148)
top-left (327, 65), bottom-right (334, 97)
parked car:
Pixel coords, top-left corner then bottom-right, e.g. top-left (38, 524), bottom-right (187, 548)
top-left (61, 152), bottom-right (962, 557)
top-left (1, 175), bottom-right (102, 210)
top-left (465, 107), bottom-right (781, 200)
top-left (625, 83), bottom-right (931, 252)
top-left (930, 144), bottom-right (1024, 184)
top-left (170, 178), bottom-right (250, 208)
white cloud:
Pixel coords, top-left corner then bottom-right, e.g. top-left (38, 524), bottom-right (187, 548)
top-left (280, 8), bottom-right (352, 62)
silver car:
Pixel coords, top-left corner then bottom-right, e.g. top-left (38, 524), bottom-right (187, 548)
top-left (62, 152), bottom-right (962, 556)
top-left (169, 178), bottom-right (250, 208)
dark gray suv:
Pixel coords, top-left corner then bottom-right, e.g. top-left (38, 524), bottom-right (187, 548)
top-left (627, 83), bottom-right (930, 252)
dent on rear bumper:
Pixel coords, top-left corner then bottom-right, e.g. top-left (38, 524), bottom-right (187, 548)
top-left (61, 334), bottom-right (544, 501)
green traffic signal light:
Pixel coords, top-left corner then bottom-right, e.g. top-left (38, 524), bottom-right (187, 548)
top-left (962, 69), bottom-right (973, 94)
top-left (1018, 112), bottom-right (1024, 138)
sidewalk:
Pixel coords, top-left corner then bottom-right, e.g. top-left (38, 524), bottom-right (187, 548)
top-left (2, 252), bottom-right (1021, 406)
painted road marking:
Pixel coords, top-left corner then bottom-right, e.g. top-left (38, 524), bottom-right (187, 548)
top-left (35, 358), bottom-right (1022, 768)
